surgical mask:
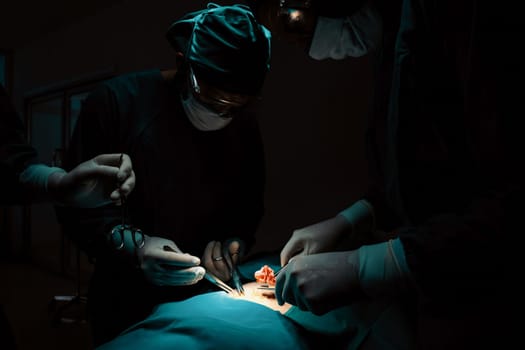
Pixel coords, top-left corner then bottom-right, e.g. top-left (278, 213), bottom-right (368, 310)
top-left (308, 2), bottom-right (382, 60)
top-left (181, 92), bottom-right (233, 131)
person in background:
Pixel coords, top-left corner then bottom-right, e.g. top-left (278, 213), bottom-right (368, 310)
top-left (1, 82), bottom-right (135, 350)
top-left (56, 3), bottom-right (271, 346)
top-left (1, 82), bottom-right (135, 207)
top-left (251, 0), bottom-right (521, 348)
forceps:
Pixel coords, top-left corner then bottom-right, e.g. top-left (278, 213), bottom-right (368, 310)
top-left (256, 264), bottom-right (286, 291)
top-left (204, 272), bottom-right (234, 294)
top-left (161, 246), bottom-right (233, 294)
top-left (222, 240), bottom-right (245, 295)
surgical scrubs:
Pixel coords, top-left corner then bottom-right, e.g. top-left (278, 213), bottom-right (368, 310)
top-left (0, 83), bottom-right (38, 204)
top-left (56, 70), bottom-right (265, 346)
top-left (362, 0), bottom-right (522, 348)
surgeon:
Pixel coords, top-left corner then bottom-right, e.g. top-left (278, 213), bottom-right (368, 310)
top-left (250, 0), bottom-right (520, 349)
top-left (56, 3), bottom-right (271, 346)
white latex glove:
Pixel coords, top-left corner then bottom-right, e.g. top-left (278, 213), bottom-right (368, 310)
top-left (276, 239), bottom-right (412, 315)
top-left (280, 200), bottom-right (375, 266)
top-left (202, 239), bottom-right (243, 282)
top-left (280, 215), bottom-right (352, 266)
top-left (47, 153), bottom-right (136, 207)
top-left (137, 236), bottom-right (205, 287)
top-left (276, 251), bottom-right (364, 315)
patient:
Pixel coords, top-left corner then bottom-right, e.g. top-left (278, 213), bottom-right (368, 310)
top-left (96, 283), bottom-right (311, 350)
top-left (229, 281), bottom-right (291, 313)
top-left (96, 259), bottom-right (415, 350)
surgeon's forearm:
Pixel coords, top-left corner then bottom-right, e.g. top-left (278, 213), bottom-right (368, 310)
top-left (337, 199), bottom-right (380, 247)
top-left (18, 163), bottom-right (67, 202)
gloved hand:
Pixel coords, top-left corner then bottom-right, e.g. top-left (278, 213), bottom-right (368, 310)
top-left (280, 215), bottom-right (352, 267)
top-left (276, 238), bottom-right (412, 315)
top-left (137, 236), bottom-right (205, 287)
top-left (202, 239), bottom-right (244, 282)
top-left (47, 153), bottom-right (136, 207)
top-left (280, 199), bottom-right (375, 266)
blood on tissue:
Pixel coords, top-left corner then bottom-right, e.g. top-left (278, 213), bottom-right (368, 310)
top-left (254, 265), bottom-right (276, 286)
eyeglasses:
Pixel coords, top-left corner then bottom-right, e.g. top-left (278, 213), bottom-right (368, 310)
top-left (188, 66), bottom-right (254, 117)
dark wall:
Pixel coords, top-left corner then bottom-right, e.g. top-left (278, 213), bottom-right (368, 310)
top-left (13, 0), bottom-right (373, 255)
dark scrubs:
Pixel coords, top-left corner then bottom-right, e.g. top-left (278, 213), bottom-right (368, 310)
top-left (1, 83), bottom-right (38, 349)
top-left (56, 70), bottom-right (265, 346)
top-left (0, 83), bottom-right (37, 205)
top-left (363, 1), bottom-right (522, 348)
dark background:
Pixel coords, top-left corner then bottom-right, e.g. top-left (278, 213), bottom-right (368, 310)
top-left (1, 1), bottom-right (372, 348)
top-left (2, 0), bottom-right (373, 254)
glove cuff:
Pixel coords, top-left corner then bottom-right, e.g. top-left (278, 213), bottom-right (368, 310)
top-left (357, 238), bottom-right (413, 298)
top-left (18, 164), bottom-right (66, 199)
top-left (338, 199), bottom-right (376, 235)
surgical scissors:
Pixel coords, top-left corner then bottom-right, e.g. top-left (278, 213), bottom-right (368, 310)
top-left (108, 224), bottom-right (145, 250)
top-left (107, 154), bottom-right (145, 250)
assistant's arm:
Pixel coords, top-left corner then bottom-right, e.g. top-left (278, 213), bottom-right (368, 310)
top-left (54, 85), bottom-right (124, 259)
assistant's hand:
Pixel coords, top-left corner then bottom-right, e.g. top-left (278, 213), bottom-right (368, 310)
top-left (280, 215), bottom-right (352, 266)
top-left (202, 239), bottom-right (243, 282)
top-left (276, 239), bottom-right (413, 315)
top-left (48, 153), bottom-right (135, 208)
top-left (137, 236), bottom-right (205, 287)
top-left (275, 251), bottom-right (365, 315)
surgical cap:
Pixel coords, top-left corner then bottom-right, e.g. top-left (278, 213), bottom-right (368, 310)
top-left (166, 3), bottom-right (272, 95)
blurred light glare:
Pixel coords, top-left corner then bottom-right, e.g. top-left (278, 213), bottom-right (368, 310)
top-left (289, 10), bottom-right (302, 22)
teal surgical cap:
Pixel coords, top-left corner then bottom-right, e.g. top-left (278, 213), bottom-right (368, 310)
top-left (166, 3), bottom-right (272, 95)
